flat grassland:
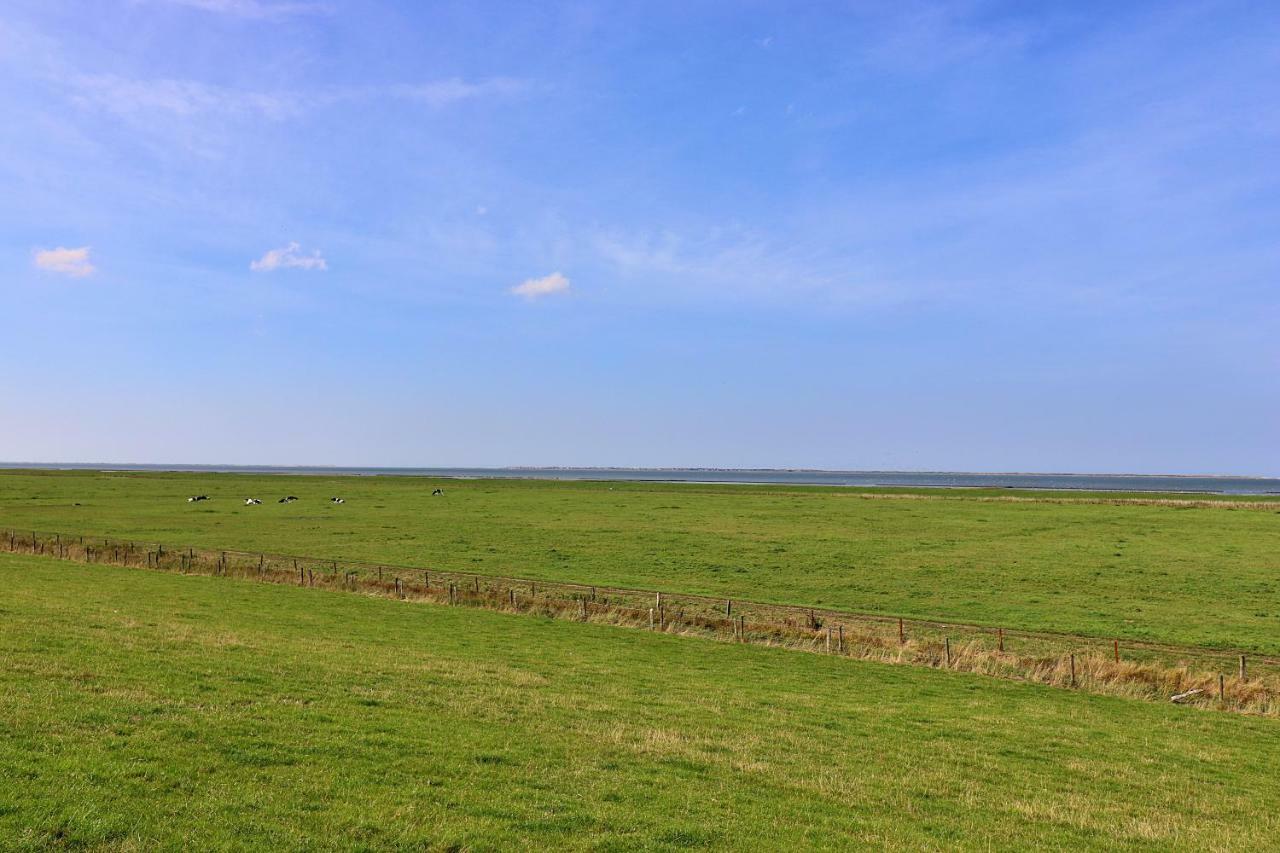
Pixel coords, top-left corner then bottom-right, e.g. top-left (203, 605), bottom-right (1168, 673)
top-left (2, 554), bottom-right (1278, 849)
top-left (2, 469), bottom-right (1278, 652)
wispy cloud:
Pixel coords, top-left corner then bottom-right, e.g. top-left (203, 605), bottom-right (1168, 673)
top-left (143, 0), bottom-right (330, 19)
top-left (69, 73), bottom-right (301, 120)
top-left (63, 74), bottom-right (532, 122)
top-left (33, 246), bottom-right (95, 277)
top-left (250, 242), bottom-right (327, 272)
top-left (511, 272), bottom-right (570, 299)
top-left (388, 77), bottom-right (533, 107)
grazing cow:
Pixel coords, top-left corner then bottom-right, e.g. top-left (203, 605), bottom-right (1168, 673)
top-left (432, 488), bottom-right (444, 496)
top-left (330, 497), bottom-right (345, 504)
top-left (244, 498), bottom-right (262, 506)
top-left (278, 496), bottom-right (298, 504)
top-left (187, 495), bottom-right (209, 503)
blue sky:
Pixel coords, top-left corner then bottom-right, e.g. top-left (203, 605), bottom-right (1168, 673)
top-left (1, 0), bottom-right (1277, 474)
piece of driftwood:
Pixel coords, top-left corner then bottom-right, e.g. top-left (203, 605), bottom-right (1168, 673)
top-left (1170, 688), bottom-right (1204, 704)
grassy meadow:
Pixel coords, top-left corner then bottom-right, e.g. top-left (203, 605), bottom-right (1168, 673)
top-left (2, 553), bottom-right (1279, 850)
top-left (2, 468), bottom-right (1278, 652)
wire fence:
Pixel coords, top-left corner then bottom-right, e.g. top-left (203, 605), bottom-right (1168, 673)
top-left (3, 525), bottom-right (1277, 712)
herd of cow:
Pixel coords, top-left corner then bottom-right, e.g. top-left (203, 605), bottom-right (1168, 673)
top-left (186, 494), bottom-right (344, 505)
top-left (186, 490), bottom-right (445, 506)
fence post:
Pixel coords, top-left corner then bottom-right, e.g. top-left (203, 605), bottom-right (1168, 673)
top-left (649, 608), bottom-right (655, 631)
top-left (726, 599), bottom-right (732, 617)
top-left (998, 628), bottom-right (1004, 652)
top-left (825, 626), bottom-right (831, 653)
top-left (1239, 655), bottom-right (1247, 682)
top-left (1114, 640), bottom-right (1119, 664)
top-left (579, 597), bottom-right (587, 620)
top-left (898, 618), bottom-right (905, 644)
top-left (1070, 654), bottom-right (1077, 687)
top-left (1219, 673), bottom-right (1226, 700)
top-left (944, 637), bottom-right (951, 667)
top-left (838, 624), bottom-right (844, 654)
top-left (395, 578), bottom-right (403, 598)
top-left (509, 588), bottom-right (516, 607)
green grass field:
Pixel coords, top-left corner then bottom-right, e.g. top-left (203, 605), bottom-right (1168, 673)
top-left (2, 469), bottom-right (1278, 652)
top-left (2, 553), bottom-right (1278, 850)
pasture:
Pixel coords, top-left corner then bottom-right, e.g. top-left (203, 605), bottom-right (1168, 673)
top-left (2, 554), bottom-right (1278, 849)
top-left (2, 468), bottom-right (1278, 652)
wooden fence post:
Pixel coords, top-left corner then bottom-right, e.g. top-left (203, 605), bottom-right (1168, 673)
top-left (1070, 654), bottom-right (1077, 687)
top-left (1114, 640), bottom-right (1120, 664)
top-left (944, 637), bottom-right (951, 667)
top-left (725, 599), bottom-right (732, 617)
top-left (825, 626), bottom-right (831, 653)
top-left (1239, 655), bottom-right (1247, 682)
top-left (998, 628), bottom-right (1004, 652)
top-left (649, 608), bottom-right (655, 631)
top-left (509, 588), bottom-right (516, 607)
top-left (838, 624), bottom-right (844, 654)
top-left (898, 618), bottom-right (905, 644)
top-left (1219, 673), bottom-right (1226, 699)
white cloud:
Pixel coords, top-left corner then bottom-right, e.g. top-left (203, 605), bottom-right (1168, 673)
top-left (250, 242), bottom-right (327, 272)
top-left (33, 246), bottom-right (95, 277)
top-left (511, 271), bottom-right (570, 299)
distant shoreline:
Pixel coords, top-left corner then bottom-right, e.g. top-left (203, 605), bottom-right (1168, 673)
top-left (3, 462), bottom-right (1278, 495)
